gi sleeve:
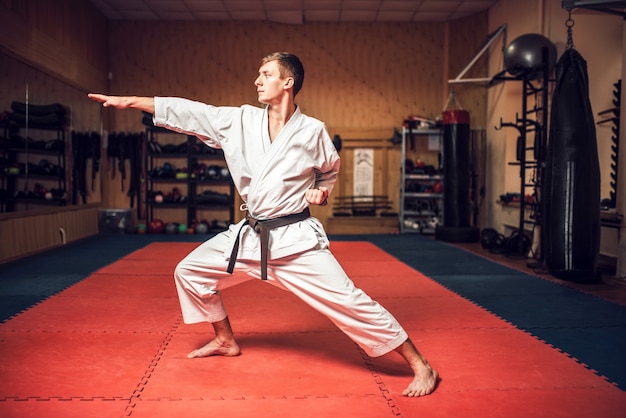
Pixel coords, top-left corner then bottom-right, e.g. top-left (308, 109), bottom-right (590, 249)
top-left (153, 97), bottom-right (241, 149)
top-left (313, 126), bottom-right (341, 195)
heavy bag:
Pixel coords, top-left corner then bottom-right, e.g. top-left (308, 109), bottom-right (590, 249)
top-left (542, 48), bottom-right (600, 282)
top-left (435, 109), bottom-right (479, 242)
top-left (442, 110), bottom-right (471, 228)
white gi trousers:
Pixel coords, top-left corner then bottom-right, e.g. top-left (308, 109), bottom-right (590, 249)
top-left (174, 225), bottom-right (409, 358)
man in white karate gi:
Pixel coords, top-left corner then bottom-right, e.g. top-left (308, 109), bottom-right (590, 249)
top-left (88, 51), bottom-right (438, 397)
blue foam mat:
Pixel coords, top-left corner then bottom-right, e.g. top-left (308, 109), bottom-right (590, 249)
top-left (361, 234), bottom-right (626, 389)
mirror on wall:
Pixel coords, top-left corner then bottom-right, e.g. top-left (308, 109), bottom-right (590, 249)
top-left (0, 51), bottom-right (103, 213)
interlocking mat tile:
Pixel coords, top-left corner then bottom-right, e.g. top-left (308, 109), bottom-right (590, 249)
top-left (1, 241), bottom-right (624, 418)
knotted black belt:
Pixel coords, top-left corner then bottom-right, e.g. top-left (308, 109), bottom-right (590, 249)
top-left (227, 208), bottom-right (311, 280)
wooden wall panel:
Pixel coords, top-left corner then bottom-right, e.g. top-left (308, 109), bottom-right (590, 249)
top-left (0, 205), bottom-right (99, 263)
top-left (106, 21), bottom-right (448, 132)
top-left (103, 17), bottom-right (489, 228)
top-left (445, 13), bottom-right (489, 129)
top-left (0, 0), bottom-right (108, 92)
top-left (0, 5), bottom-right (490, 244)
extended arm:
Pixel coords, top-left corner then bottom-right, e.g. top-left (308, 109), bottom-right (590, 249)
top-left (88, 94), bottom-right (155, 114)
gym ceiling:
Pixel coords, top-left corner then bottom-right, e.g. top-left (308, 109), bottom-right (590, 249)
top-left (87, 0), bottom-right (499, 23)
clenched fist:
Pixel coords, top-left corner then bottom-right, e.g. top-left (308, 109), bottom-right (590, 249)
top-left (305, 187), bottom-right (329, 205)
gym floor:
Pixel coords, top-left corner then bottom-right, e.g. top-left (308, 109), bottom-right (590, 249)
top-left (456, 241), bottom-right (626, 308)
top-left (0, 233), bottom-right (624, 417)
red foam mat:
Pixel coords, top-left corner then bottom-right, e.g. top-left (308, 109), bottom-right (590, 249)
top-left (95, 259), bottom-right (180, 275)
top-left (141, 331), bottom-right (378, 399)
top-left (392, 388), bottom-right (626, 418)
top-left (129, 396), bottom-right (395, 418)
top-left (123, 242), bottom-right (198, 260)
top-left (369, 328), bottom-right (617, 394)
top-left (59, 272), bottom-right (178, 298)
top-left (1, 241), bottom-right (624, 418)
top-left (0, 331), bottom-right (167, 398)
top-left (0, 295), bottom-right (181, 333)
top-left (0, 401), bottom-right (128, 418)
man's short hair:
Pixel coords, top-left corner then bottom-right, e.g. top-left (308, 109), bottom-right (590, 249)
top-left (260, 52), bottom-right (305, 96)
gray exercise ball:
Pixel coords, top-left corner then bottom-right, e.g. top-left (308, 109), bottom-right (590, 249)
top-left (504, 33), bottom-right (557, 79)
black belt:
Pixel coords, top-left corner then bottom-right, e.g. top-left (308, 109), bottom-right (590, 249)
top-left (227, 208), bottom-right (311, 280)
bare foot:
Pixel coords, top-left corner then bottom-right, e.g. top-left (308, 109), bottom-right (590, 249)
top-left (395, 338), bottom-right (439, 397)
top-left (402, 363), bottom-right (439, 397)
top-left (187, 337), bottom-right (241, 358)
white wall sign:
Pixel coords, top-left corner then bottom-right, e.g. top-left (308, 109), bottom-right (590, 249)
top-left (353, 148), bottom-right (374, 197)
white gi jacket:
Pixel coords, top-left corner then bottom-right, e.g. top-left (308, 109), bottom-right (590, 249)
top-left (153, 97), bottom-right (341, 263)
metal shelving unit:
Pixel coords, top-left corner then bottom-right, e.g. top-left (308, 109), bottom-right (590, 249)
top-left (399, 127), bottom-right (443, 234)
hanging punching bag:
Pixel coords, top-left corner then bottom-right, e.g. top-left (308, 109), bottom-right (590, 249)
top-left (435, 109), bottom-right (479, 243)
top-left (542, 47), bottom-right (600, 282)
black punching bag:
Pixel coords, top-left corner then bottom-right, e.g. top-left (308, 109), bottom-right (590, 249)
top-left (435, 109), bottom-right (479, 243)
top-left (542, 48), bottom-right (600, 282)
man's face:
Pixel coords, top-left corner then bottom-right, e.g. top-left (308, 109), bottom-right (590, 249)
top-left (255, 60), bottom-right (290, 105)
